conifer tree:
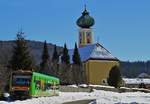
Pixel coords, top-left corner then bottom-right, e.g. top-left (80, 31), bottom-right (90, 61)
top-left (9, 31), bottom-right (33, 71)
top-left (107, 66), bottom-right (122, 88)
top-left (61, 43), bottom-right (70, 65)
top-left (72, 43), bottom-right (81, 65)
top-left (60, 43), bottom-right (71, 84)
top-left (51, 45), bottom-right (59, 77)
top-left (52, 45), bottom-right (59, 63)
top-left (40, 40), bottom-right (50, 74)
top-left (72, 43), bottom-right (83, 84)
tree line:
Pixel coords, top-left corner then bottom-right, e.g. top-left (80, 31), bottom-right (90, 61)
top-left (120, 61), bottom-right (150, 78)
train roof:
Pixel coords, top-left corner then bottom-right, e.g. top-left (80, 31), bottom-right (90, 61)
top-left (12, 70), bottom-right (32, 74)
top-left (32, 72), bottom-right (59, 81)
top-left (12, 70), bottom-right (59, 82)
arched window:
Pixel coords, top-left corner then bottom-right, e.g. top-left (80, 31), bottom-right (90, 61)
top-left (86, 32), bottom-right (91, 43)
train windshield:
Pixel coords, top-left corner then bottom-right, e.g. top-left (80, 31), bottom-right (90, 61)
top-left (12, 75), bottom-right (31, 86)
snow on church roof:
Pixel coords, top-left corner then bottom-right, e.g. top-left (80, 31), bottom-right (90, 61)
top-left (69, 43), bottom-right (118, 63)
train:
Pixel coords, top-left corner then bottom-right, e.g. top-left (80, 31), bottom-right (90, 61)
top-left (9, 70), bottom-right (60, 99)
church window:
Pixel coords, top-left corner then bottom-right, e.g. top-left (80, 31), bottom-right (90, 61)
top-left (86, 32), bottom-right (91, 43)
top-left (79, 32), bottom-right (82, 44)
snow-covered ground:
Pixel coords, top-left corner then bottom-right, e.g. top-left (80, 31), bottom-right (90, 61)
top-left (0, 89), bottom-right (150, 104)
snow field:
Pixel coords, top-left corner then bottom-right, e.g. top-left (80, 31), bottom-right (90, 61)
top-left (0, 89), bottom-right (150, 104)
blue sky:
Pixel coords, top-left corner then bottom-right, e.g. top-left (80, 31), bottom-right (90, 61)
top-left (0, 0), bottom-right (150, 61)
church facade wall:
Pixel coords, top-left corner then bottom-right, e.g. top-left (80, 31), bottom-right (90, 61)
top-left (85, 60), bottom-right (119, 85)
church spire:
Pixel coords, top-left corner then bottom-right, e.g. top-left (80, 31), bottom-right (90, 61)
top-left (84, 4), bottom-right (87, 11)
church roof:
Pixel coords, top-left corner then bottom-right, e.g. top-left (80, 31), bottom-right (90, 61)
top-left (69, 43), bottom-right (118, 63)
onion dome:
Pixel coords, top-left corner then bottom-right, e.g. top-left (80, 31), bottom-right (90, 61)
top-left (76, 7), bottom-right (95, 28)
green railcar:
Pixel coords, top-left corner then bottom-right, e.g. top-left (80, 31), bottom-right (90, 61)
top-left (10, 70), bottom-right (60, 99)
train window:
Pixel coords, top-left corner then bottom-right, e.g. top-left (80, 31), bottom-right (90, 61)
top-left (12, 75), bottom-right (31, 86)
top-left (45, 83), bottom-right (53, 91)
top-left (44, 83), bottom-right (48, 91)
top-left (35, 80), bottom-right (41, 90)
top-left (55, 84), bottom-right (59, 90)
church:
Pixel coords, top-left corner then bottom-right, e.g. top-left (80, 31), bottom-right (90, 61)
top-left (69, 7), bottom-right (119, 85)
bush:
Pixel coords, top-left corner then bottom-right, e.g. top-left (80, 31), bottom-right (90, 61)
top-left (107, 66), bottom-right (122, 88)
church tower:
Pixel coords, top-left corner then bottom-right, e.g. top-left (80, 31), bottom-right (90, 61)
top-left (68, 6), bottom-right (119, 85)
top-left (76, 6), bottom-right (95, 48)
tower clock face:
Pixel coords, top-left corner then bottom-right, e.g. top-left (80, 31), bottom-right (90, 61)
top-left (86, 31), bottom-right (91, 43)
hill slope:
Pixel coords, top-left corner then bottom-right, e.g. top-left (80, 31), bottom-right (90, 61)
top-left (0, 40), bottom-right (63, 65)
top-left (120, 61), bottom-right (150, 78)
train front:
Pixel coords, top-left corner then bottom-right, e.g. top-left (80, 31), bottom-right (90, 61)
top-left (10, 71), bottom-right (32, 99)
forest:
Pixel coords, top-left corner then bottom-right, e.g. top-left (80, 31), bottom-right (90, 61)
top-left (120, 61), bottom-right (150, 78)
